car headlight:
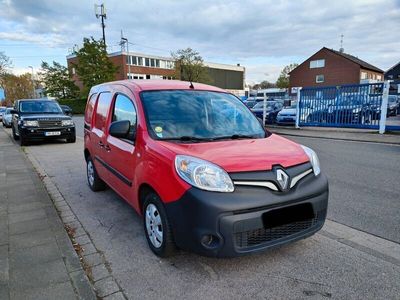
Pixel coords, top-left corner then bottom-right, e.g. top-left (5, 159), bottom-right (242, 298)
top-left (61, 119), bottom-right (74, 126)
top-left (23, 120), bottom-right (39, 127)
top-left (175, 155), bottom-right (234, 192)
top-left (300, 145), bottom-right (321, 176)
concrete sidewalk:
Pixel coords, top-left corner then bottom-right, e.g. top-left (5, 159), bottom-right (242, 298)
top-left (267, 125), bottom-right (400, 144)
top-left (0, 128), bottom-right (95, 300)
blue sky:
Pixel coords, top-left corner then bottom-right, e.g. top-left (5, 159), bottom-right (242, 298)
top-left (0, 0), bottom-right (399, 84)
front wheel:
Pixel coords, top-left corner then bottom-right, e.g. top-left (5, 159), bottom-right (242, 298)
top-left (12, 125), bottom-right (19, 140)
top-left (143, 193), bottom-right (176, 257)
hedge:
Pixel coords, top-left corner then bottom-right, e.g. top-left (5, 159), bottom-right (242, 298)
top-left (58, 98), bottom-right (87, 114)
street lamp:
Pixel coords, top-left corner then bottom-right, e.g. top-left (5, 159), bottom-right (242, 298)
top-left (28, 66), bottom-right (35, 98)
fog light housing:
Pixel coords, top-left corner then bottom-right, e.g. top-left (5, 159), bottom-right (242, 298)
top-left (201, 234), bottom-right (220, 249)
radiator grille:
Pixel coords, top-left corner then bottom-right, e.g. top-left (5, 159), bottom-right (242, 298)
top-left (38, 120), bottom-right (62, 127)
top-left (235, 214), bottom-right (319, 249)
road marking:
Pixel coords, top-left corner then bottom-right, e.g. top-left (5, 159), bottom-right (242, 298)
top-left (321, 220), bottom-right (400, 266)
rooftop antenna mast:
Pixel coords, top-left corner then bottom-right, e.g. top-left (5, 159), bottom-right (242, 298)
top-left (119, 30), bottom-right (130, 79)
top-left (339, 34), bottom-right (344, 53)
top-left (94, 3), bottom-right (107, 46)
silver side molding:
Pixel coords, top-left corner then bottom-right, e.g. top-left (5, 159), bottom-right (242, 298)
top-left (290, 169), bottom-right (313, 188)
top-left (233, 181), bottom-right (278, 191)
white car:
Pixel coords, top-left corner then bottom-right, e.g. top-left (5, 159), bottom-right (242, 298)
top-left (2, 107), bottom-right (13, 128)
top-left (276, 102), bottom-right (297, 125)
top-left (0, 106), bottom-right (6, 122)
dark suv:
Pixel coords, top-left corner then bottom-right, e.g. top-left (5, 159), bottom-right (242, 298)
top-left (11, 99), bottom-right (76, 146)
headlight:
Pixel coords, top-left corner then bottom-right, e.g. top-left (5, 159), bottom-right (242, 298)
top-left (61, 119), bottom-right (74, 126)
top-left (300, 145), bottom-right (321, 176)
top-left (175, 155), bottom-right (234, 192)
top-left (23, 120), bottom-right (39, 127)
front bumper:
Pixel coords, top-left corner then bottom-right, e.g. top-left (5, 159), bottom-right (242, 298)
top-left (276, 116), bottom-right (296, 124)
top-left (19, 126), bottom-right (76, 140)
top-left (165, 171), bottom-right (329, 257)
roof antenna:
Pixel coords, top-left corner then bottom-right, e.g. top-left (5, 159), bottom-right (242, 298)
top-left (339, 34), bottom-right (344, 53)
top-left (189, 81), bottom-right (194, 89)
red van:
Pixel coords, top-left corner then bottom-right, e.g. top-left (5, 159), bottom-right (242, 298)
top-left (84, 80), bottom-right (328, 257)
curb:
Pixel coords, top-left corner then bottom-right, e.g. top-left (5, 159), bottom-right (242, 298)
top-left (26, 150), bottom-right (128, 300)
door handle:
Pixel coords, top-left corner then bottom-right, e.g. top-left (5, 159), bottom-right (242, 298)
top-left (104, 145), bottom-right (111, 152)
top-left (98, 141), bottom-right (104, 148)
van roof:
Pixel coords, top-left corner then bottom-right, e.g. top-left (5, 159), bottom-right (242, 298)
top-left (92, 79), bottom-right (227, 93)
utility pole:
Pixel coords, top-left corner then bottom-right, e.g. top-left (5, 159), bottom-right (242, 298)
top-left (120, 31), bottom-right (130, 79)
top-left (28, 66), bottom-right (35, 98)
top-left (95, 3), bottom-right (107, 46)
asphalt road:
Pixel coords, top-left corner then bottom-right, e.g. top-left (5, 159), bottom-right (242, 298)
top-left (7, 119), bottom-right (400, 299)
top-left (73, 115), bottom-right (400, 243)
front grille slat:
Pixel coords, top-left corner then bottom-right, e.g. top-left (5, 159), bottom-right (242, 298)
top-left (234, 214), bottom-right (319, 249)
top-left (38, 120), bottom-right (62, 127)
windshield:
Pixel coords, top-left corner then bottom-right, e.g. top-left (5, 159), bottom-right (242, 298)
top-left (284, 102), bottom-right (297, 109)
top-left (5, 108), bottom-right (12, 114)
top-left (140, 90), bottom-right (265, 141)
top-left (19, 101), bottom-right (63, 114)
top-left (253, 101), bottom-right (276, 109)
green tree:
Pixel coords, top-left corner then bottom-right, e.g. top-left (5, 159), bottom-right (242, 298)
top-left (171, 48), bottom-right (211, 84)
top-left (73, 37), bottom-right (118, 96)
top-left (2, 73), bottom-right (34, 105)
top-left (252, 80), bottom-right (276, 90)
top-left (39, 61), bottom-right (79, 99)
top-left (276, 63), bottom-right (299, 88)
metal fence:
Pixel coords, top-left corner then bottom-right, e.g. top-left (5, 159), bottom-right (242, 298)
top-left (297, 83), bottom-right (385, 129)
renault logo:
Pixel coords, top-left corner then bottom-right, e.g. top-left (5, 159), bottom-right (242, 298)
top-left (276, 169), bottom-right (289, 190)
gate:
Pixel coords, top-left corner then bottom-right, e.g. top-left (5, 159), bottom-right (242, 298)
top-left (298, 83), bottom-right (385, 129)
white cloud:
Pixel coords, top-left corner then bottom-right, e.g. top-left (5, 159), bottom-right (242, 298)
top-left (0, 0), bottom-right (399, 83)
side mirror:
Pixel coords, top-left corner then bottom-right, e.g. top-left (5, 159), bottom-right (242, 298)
top-left (109, 120), bottom-right (131, 139)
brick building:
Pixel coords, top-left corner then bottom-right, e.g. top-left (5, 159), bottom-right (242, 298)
top-left (385, 62), bottom-right (400, 95)
top-left (67, 51), bottom-right (246, 96)
top-left (289, 47), bottom-right (384, 94)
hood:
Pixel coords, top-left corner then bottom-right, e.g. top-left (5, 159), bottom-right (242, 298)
top-left (158, 134), bottom-right (309, 173)
top-left (20, 114), bottom-right (71, 120)
top-left (279, 108), bottom-right (296, 115)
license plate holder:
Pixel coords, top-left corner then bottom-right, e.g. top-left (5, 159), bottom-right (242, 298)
top-left (262, 203), bottom-right (315, 229)
top-left (45, 131), bottom-right (61, 136)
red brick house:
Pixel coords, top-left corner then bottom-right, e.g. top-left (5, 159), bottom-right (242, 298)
top-left (289, 47), bottom-right (384, 94)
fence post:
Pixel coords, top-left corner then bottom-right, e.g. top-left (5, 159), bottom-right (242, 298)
top-left (262, 95), bottom-right (266, 126)
top-left (379, 81), bottom-right (390, 134)
top-left (295, 87), bottom-right (302, 128)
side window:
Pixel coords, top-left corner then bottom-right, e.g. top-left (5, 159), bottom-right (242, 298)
top-left (112, 94), bottom-right (137, 141)
top-left (85, 93), bottom-right (98, 127)
top-left (95, 92), bottom-right (112, 132)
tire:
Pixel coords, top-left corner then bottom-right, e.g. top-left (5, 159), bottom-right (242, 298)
top-left (86, 156), bottom-right (106, 191)
top-left (143, 192), bottom-right (176, 257)
top-left (66, 135), bottom-right (76, 143)
top-left (12, 125), bottom-right (19, 140)
top-left (19, 135), bottom-right (28, 146)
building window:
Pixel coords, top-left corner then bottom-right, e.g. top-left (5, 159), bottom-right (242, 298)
top-left (72, 67), bottom-right (76, 75)
top-left (150, 59), bottom-right (155, 67)
top-left (310, 59), bottom-right (325, 68)
top-left (316, 74), bottom-right (324, 83)
top-left (155, 59), bottom-right (160, 68)
top-left (145, 58), bottom-right (150, 67)
top-left (361, 72), bottom-right (367, 80)
top-left (146, 75), bottom-right (151, 79)
top-left (377, 75), bottom-right (382, 81)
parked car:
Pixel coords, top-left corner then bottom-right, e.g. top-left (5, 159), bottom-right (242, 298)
top-left (251, 101), bottom-right (283, 124)
top-left (387, 95), bottom-right (399, 116)
top-left (276, 102), bottom-right (297, 125)
top-left (11, 99), bottom-right (76, 146)
top-left (84, 80), bottom-right (328, 258)
top-left (2, 107), bottom-right (13, 128)
top-left (243, 98), bottom-right (257, 109)
top-left (0, 106), bottom-right (6, 121)
top-left (60, 104), bottom-right (73, 116)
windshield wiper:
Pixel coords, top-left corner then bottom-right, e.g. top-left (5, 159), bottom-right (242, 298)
top-left (162, 136), bottom-right (213, 142)
top-left (212, 134), bottom-right (257, 141)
